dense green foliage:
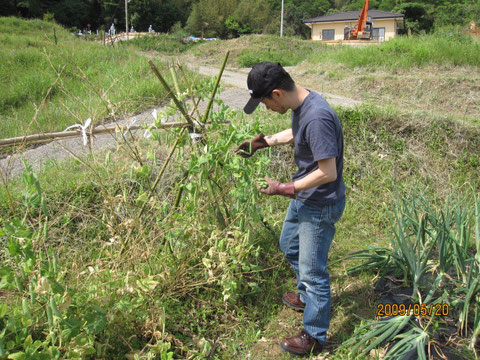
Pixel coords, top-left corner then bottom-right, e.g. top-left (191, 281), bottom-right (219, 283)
top-left (1, 0), bottom-right (479, 38)
top-left (0, 0), bottom-right (192, 33)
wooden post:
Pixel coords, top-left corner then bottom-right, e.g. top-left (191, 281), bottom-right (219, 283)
top-left (53, 27), bottom-right (57, 45)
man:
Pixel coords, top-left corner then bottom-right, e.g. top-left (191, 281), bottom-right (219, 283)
top-left (235, 62), bottom-right (346, 356)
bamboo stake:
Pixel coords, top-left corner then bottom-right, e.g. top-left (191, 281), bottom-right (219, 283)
top-left (177, 64), bottom-right (203, 121)
top-left (0, 170), bottom-right (15, 215)
top-left (138, 126), bottom-right (186, 218)
top-left (171, 52), bottom-right (231, 223)
top-left (202, 51), bottom-right (230, 124)
top-left (0, 122), bottom-right (188, 148)
top-left (169, 65), bottom-right (181, 96)
top-left (119, 127), bottom-right (186, 257)
top-left (206, 176), bottom-right (226, 230)
top-left (148, 61), bottom-right (199, 131)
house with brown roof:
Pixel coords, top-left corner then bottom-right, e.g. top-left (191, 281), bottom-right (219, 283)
top-left (304, 10), bottom-right (404, 43)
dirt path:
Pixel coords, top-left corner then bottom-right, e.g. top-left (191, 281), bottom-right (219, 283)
top-left (187, 63), bottom-right (362, 109)
top-left (0, 61), bottom-right (360, 180)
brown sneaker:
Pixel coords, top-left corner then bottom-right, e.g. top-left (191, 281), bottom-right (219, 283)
top-left (282, 292), bottom-right (305, 311)
top-left (280, 329), bottom-right (323, 356)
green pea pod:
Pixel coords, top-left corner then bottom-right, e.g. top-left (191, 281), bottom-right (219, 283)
top-left (14, 273), bottom-right (22, 292)
top-left (19, 266), bottom-right (26, 280)
top-left (225, 131), bottom-right (236, 147)
top-left (43, 221), bottom-right (48, 241)
top-left (29, 283), bottom-right (36, 305)
top-left (256, 178), bottom-right (269, 190)
top-left (22, 298), bottom-right (32, 318)
top-left (0, 336), bottom-right (5, 357)
top-left (46, 303), bottom-right (54, 328)
top-left (52, 253), bottom-right (58, 275)
top-left (50, 297), bottom-right (62, 318)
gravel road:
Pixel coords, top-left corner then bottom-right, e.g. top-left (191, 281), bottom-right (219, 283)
top-left (0, 62), bottom-right (360, 180)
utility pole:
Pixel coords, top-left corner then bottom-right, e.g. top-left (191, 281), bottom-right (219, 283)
top-left (125, 0), bottom-right (129, 40)
top-left (280, 0), bottom-right (284, 37)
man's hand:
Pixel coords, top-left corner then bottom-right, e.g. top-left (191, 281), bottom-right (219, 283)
top-left (259, 176), bottom-right (296, 199)
top-left (234, 133), bottom-right (269, 158)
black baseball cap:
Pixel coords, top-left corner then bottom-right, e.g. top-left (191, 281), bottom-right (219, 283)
top-left (243, 62), bottom-right (292, 114)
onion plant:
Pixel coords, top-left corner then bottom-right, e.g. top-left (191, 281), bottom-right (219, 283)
top-left (341, 191), bottom-right (480, 358)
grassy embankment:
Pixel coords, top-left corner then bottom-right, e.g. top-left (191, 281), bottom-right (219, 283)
top-left (0, 17), bottom-right (191, 140)
top-left (1, 18), bottom-right (479, 359)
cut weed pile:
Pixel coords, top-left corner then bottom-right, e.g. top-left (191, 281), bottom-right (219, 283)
top-left (0, 17), bottom-right (185, 139)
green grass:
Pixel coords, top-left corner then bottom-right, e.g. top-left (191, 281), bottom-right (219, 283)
top-left (183, 34), bottom-right (325, 67)
top-left (1, 19), bottom-right (480, 358)
top-left (1, 98), bottom-right (478, 358)
top-left (0, 17), bottom-right (180, 139)
top-left (308, 28), bottom-right (480, 69)
top-left (181, 30), bottom-right (480, 69)
top-left (128, 33), bottom-right (199, 53)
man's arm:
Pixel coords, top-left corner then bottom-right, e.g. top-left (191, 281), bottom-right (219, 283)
top-left (259, 157), bottom-right (337, 198)
top-left (293, 158), bottom-right (337, 191)
top-left (264, 128), bottom-right (293, 146)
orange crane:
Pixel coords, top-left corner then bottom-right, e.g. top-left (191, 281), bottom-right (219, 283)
top-left (345, 0), bottom-right (373, 40)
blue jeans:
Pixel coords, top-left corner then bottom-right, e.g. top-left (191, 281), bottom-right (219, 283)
top-left (279, 197), bottom-right (346, 344)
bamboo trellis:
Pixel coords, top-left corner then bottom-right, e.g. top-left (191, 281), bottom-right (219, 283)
top-left (0, 122), bottom-right (189, 149)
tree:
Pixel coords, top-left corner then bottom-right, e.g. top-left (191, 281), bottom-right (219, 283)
top-left (0, 0), bottom-right (18, 16)
top-left (185, 0), bottom-right (237, 38)
top-left (394, 2), bottom-right (434, 33)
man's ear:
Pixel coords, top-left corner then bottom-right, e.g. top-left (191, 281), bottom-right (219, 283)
top-left (271, 89), bottom-right (283, 99)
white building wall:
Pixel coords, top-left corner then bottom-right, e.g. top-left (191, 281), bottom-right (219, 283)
top-left (310, 18), bottom-right (399, 41)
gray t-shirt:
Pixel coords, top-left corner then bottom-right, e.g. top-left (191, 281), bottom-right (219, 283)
top-left (291, 90), bottom-right (345, 205)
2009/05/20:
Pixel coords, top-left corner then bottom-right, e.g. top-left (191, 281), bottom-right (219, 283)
top-left (377, 303), bottom-right (450, 317)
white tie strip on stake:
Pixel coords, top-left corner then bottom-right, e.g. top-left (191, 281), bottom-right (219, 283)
top-left (144, 128), bottom-right (153, 139)
top-left (64, 118), bottom-right (92, 146)
top-left (123, 117), bottom-right (138, 137)
top-left (189, 133), bottom-right (203, 143)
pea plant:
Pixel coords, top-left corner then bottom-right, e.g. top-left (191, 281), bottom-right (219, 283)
top-left (136, 54), bottom-right (276, 302)
top-left (0, 53), bottom-right (279, 359)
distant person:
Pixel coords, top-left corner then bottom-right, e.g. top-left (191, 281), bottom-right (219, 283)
top-left (235, 62), bottom-right (346, 356)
